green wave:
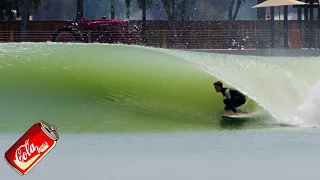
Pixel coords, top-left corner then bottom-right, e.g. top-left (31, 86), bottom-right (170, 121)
top-left (0, 43), bottom-right (257, 132)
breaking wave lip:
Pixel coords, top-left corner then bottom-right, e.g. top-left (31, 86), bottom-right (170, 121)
top-left (200, 68), bottom-right (284, 127)
top-left (151, 48), bottom-right (320, 129)
top-left (203, 67), bottom-right (319, 128)
top-left (200, 66), bottom-right (320, 129)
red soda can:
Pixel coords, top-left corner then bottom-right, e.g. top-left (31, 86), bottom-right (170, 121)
top-left (4, 120), bottom-right (59, 175)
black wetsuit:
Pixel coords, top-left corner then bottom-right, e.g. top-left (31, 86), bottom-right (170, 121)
top-left (221, 88), bottom-right (246, 112)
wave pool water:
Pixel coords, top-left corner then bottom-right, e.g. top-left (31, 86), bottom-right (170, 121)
top-left (3, 131), bottom-right (320, 180)
top-left (0, 43), bottom-right (259, 132)
top-left (2, 43), bottom-right (320, 180)
top-left (0, 43), bottom-right (319, 132)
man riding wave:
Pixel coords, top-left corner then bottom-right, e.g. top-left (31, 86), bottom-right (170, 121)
top-left (213, 81), bottom-right (246, 114)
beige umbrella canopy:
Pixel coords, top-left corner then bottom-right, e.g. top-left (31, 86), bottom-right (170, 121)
top-left (252, 0), bottom-right (307, 8)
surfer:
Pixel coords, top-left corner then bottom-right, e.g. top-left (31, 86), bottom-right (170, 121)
top-left (213, 81), bottom-right (246, 114)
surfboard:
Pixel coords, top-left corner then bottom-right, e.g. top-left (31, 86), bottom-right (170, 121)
top-left (221, 112), bottom-right (251, 119)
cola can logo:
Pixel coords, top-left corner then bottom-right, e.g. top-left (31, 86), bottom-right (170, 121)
top-left (4, 120), bottom-right (59, 175)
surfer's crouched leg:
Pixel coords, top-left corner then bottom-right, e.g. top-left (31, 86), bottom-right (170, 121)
top-left (234, 97), bottom-right (246, 108)
top-left (224, 97), bottom-right (246, 113)
top-left (231, 97), bottom-right (246, 113)
top-left (223, 99), bottom-right (238, 113)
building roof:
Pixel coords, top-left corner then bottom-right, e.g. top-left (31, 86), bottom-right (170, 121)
top-left (252, 0), bottom-right (307, 8)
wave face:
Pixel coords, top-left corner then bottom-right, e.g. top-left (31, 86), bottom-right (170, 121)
top-left (2, 43), bottom-right (319, 132)
top-left (160, 49), bottom-right (320, 127)
top-left (1, 43), bottom-right (251, 132)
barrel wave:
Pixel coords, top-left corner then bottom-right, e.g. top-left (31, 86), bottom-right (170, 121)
top-left (1, 43), bottom-right (257, 132)
top-left (2, 43), bottom-right (320, 132)
top-left (160, 48), bottom-right (320, 127)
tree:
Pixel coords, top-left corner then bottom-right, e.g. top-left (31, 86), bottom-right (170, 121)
top-left (0, 0), bottom-right (45, 20)
top-left (76, 0), bottom-right (83, 20)
top-left (177, 0), bottom-right (187, 21)
top-left (32, 0), bottom-right (76, 20)
top-left (0, 0), bottom-right (15, 20)
top-left (12, 0), bottom-right (46, 18)
top-left (125, 0), bottom-right (130, 18)
top-left (136, 0), bottom-right (152, 43)
top-left (29, 0), bottom-right (45, 11)
top-left (160, 0), bottom-right (179, 46)
top-left (228, 0), bottom-right (246, 21)
top-left (161, 0), bottom-right (195, 21)
top-left (136, 0), bottom-right (152, 20)
top-left (161, 0), bottom-right (175, 22)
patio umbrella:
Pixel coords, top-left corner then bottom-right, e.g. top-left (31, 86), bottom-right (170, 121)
top-left (252, 0), bottom-right (307, 8)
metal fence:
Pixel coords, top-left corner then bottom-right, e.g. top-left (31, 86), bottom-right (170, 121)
top-left (0, 29), bottom-right (319, 49)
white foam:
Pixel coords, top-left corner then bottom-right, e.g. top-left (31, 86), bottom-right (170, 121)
top-left (288, 81), bottom-right (320, 127)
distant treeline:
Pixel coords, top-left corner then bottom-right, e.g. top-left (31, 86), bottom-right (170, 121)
top-left (0, 0), bottom-right (254, 21)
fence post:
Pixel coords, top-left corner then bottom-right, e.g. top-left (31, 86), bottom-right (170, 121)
top-left (316, 29), bottom-right (320, 49)
top-left (10, 30), bottom-right (14, 42)
top-left (20, 0), bottom-right (29, 41)
top-left (88, 31), bottom-right (92, 43)
top-left (316, 29), bottom-right (319, 49)
top-left (162, 30), bottom-right (167, 48)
